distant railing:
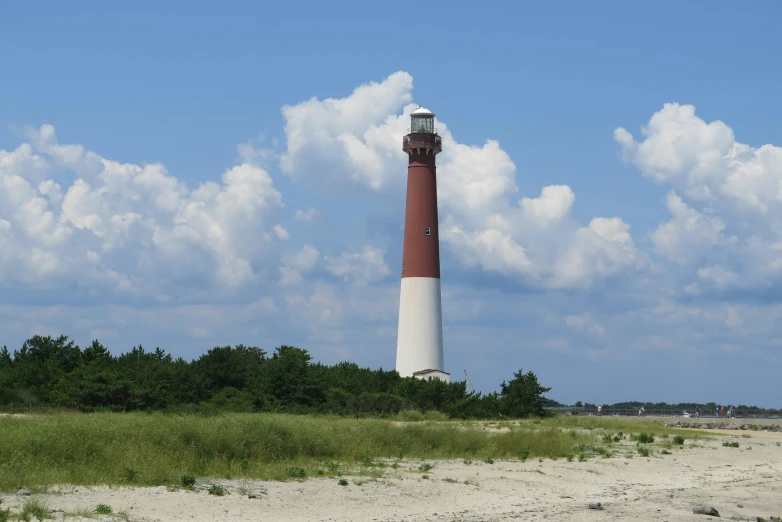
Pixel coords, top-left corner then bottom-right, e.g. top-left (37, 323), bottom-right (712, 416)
top-left (545, 407), bottom-right (782, 419)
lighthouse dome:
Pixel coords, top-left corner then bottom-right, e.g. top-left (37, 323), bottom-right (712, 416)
top-left (412, 106), bottom-right (433, 115)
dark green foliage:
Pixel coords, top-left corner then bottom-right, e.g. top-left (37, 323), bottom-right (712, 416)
top-left (722, 441), bottom-right (739, 448)
top-left (499, 369), bottom-right (552, 419)
top-left (633, 433), bottom-right (654, 444)
top-left (672, 435), bottom-right (685, 445)
top-left (181, 475), bottom-right (196, 487)
top-left (0, 334), bottom-right (553, 419)
top-left (95, 504), bottom-right (112, 515)
top-left (207, 484), bottom-right (226, 496)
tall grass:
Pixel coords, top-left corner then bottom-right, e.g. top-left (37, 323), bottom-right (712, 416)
top-left (0, 413), bottom-right (709, 490)
top-left (536, 415), bottom-right (708, 437)
top-left (0, 413), bottom-right (608, 490)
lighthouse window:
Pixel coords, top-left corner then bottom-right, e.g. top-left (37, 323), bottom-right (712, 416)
top-left (425, 226), bottom-right (431, 236)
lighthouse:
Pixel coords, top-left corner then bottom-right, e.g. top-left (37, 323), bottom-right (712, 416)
top-left (395, 107), bottom-right (450, 383)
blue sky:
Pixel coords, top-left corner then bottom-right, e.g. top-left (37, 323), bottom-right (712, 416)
top-left (2, 1), bottom-right (781, 406)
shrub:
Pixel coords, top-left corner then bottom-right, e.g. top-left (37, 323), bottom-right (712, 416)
top-left (208, 484), bottom-right (227, 496)
top-left (397, 410), bottom-right (424, 422)
top-left (484, 457), bottom-right (494, 464)
top-left (637, 446), bottom-right (650, 457)
top-left (517, 447), bottom-right (531, 461)
top-left (95, 504), bottom-right (112, 515)
top-left (338, 479), bottom-right (348, 486)
top-left (634, 433), bottom-right (654, 444)
top-left (423, 410), bottom-right (449, 421)
top-left (672, 435), bottom-right (685, 445)
top-left (722, 441), bottom-right (739, 448)
top-left (181, 475), bottom-right (196, 487)
top-left (418, 463), bottom-right (433, 472)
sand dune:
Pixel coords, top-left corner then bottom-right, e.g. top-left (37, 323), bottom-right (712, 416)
top-left (2, 429), bottom-right (780, 521)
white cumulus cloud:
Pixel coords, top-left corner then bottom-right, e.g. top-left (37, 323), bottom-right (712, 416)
top-left (278, 71), bottom-right (645, 290)
top-left (325, 245), bottom-right (391, 286)
top-left (616, 103), bottom-right (782, 295)
top-left (0, 125), bottom-right (285, 296)
top-left (278, 245), bottom-right (320, 286)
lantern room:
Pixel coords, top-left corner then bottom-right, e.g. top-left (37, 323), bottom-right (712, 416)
top-left (410, 106), bottom-right (435, 134)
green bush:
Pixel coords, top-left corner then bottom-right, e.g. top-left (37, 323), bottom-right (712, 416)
top-left (423, 410), bottom-right (449, 421)
top-left (672, 435), bottom-right (685, 445)
top-left (95, 504), bottom-right (112, 515)
top-left (397, 410), bottom-right (425, 422)
top-left (208, 484), bottom-right (227, 496)
top-left (634, 433), bottom-right (654, 444)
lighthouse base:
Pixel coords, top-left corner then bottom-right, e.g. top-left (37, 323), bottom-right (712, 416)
top-left (395, 277), bottom-right (446, 380)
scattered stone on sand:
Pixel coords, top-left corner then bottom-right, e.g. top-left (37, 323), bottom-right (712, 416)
top-left (16, 489), bottom-right (30, 496)
top-left (692, 506), bottom-right (720, 516)
top-left (588, 503), bottom-right (604, 510)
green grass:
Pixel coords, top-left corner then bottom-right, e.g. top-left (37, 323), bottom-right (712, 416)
top-left (0, 413), bottom-right (710, 491)
top-left (18, 497), bottom-right (52, 521)
top-left (536, 416), bottom-right (706, 437)
top-left (63, 506), bottom-right (97, 519)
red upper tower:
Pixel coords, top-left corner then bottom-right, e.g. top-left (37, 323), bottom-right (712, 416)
top-left (401, 107), bottom-right (442, 279)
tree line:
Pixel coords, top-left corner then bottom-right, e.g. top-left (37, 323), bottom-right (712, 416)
top-left (570, 400), bottom-right (779, 413)
top-left (0, 335), bottom-right (552, 419)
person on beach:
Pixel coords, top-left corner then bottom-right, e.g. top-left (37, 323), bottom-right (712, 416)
top-left (696, 405), bottom-right (701, 418)
top-left (597, 405), bottom-right (602, 416)
top-left (720, 406), bottom-right (725, 418)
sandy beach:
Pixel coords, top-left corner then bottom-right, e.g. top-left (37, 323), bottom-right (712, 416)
top-left (2, 427), bottom-right (780, 522)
